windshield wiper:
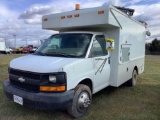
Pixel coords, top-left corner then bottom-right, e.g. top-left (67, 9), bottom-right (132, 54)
top-left (34, 51), bottom-right (45, 56)
top-left (46, 52), bottom-right (77, 58)
top-left (34, 51), bottom-right (78, 58)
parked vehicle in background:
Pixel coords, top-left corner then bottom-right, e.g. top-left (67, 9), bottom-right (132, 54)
top-left (22, 45), bottom-right (33, 53)
top-left (0, 40), bottom-right (12, 54)
top-left (28, 45), bottom-right (33, 48)
top-left (30, 47), bottom-right (38, 53)
top-left (9, 48), bottom-right (13, 53)
top-left (17, 47), bottom-right (24, 53)
top-left (11, 48), bottom-right (19, 54)
top-left (22, 47), bottom-right (29, 53)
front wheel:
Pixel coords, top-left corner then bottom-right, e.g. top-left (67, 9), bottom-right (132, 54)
top-left (67, 84), bottom-right (92, 118)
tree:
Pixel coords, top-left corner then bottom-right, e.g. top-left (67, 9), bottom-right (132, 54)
top-left (150, 38), bottom-right (159, 52)
top-left (146, 38), bottom-right (160, 54)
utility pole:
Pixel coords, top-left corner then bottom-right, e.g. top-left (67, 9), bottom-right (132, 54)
top-left (13, 35), bottom-right (16, 48)
top-left (25, 25), bottom-right (27, 47)
top-left (26, 38), bottom-right (27, 46)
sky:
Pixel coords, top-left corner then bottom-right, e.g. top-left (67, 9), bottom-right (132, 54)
top-left (0, 0), bottom-right (160, 47)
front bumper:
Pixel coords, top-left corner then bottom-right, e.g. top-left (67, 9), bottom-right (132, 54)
top-left (3, 80), bottom-right (74, 110)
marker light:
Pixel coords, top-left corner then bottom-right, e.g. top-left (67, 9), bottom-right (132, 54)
top-left (44, 18), bottom-right (48, 21)
top-left (40, 86), bottom-right (66, 92)
top-left (61, 16), bottom-right (65, 19)
top-left (67, 15), bottom-right (72, 18)
top-left (74, 14), bottom-right (79, 17)
top-left (75, 4), bottom-right (80, 10)
top-left (98, 10), bottom-right (104, 14)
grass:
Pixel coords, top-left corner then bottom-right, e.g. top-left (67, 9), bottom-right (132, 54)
top-left (0, 54), bottom-right (160, 120)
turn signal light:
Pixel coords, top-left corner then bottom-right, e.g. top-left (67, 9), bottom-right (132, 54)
top-left (98, 10), bottom-right (104, 14)
top-left (40, 86), bottom-right (66, 92)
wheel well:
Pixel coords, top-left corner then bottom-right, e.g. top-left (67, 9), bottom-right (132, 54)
top-left (78, 79), bottom-right (93, 93)
top-left (134, 66), bottom-right (138, 74)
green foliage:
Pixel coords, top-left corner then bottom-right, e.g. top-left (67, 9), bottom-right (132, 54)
top-left (146, 38), bottom-right (160, 54)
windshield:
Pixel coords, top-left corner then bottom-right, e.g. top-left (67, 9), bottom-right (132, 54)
top-left (35, 33), bottom-right (92, 58)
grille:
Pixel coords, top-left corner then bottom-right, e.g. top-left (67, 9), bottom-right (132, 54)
top-left (9, 68), bottom-right (41, 92)
top-left (10, 69), bottom-right (41, 80)
top-left (10, 79), bottom-right (39, 92)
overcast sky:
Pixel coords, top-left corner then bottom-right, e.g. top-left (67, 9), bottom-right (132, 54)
top-left (0, 0), bottom-right (159, 47)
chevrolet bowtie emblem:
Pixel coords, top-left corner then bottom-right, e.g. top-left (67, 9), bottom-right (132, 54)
top-left (18, 77), bottom-right (25, 83)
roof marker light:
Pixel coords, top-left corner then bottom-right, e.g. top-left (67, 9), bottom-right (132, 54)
top-left (74, 14), bottom-right (79, 17)
top-left (61, 16), bottom-right (65, 19)
top-left (75, 4), bottom-right (80, 10)
top-left (67, 15), bottom-right (72, 18)
top-left (98, 10), bottom-right (104, 14)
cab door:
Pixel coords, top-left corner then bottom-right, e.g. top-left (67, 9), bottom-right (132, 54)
top-left (92, 35), bottom-right (111, 92)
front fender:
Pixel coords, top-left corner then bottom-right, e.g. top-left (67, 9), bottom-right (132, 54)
top-left (63, 58), bottom-right (94, 91)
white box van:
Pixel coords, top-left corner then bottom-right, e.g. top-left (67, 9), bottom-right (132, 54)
top-left (3, 5), bottom-right (150, 118)
top-left (0, 40), bottom-right (12, 54)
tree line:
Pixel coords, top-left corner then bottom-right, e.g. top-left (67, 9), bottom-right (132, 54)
top-left (146, 38), bottom-right (160, 55)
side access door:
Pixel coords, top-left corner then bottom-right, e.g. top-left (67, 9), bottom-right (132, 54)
top-left (92, 35), bottom-right (111, 92)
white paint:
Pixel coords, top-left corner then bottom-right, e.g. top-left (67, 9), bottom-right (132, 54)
top-left (10, 54), bottom-right (80, 73)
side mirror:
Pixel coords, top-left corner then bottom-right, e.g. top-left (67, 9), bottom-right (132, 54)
top-left (106, 38), bottom-right (115, 51)
top-left (146, 30), bottom-right (151, 36)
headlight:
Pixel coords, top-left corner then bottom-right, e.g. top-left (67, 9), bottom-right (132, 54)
top-left (41, 72), bottom-right (66, 84)
top-left (40, 73), bottom-right (67, 92)
top-left (49, 75), bottom-right (56, 83)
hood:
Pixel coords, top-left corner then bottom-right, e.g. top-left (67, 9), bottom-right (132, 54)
top-left (10, 54), bottom-right (79, 73)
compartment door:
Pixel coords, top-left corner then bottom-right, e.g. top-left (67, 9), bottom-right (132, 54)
top-left (121, 44), bottom-right (131, 63)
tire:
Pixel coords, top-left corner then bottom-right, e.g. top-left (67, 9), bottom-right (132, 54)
top-left (67, 84), bottom-right (92, 118)
top-left (127, 69), bottom-right (138, 87)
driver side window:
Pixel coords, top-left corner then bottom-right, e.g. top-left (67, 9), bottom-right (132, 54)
top-left (48, 38), bottom-right (61, 49)
top-left (92, 35), bottom-right (107, 57)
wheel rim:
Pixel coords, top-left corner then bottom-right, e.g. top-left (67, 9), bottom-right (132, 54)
top-left (133, 71), bottom-right (137, 85)
top-left (77, 91), bottom-right (90, 112)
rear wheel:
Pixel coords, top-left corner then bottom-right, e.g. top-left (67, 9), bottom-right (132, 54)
top-left (67, 84), bottom-right (92, 118)
top-left (127, 69), bottom-right (137, 87)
